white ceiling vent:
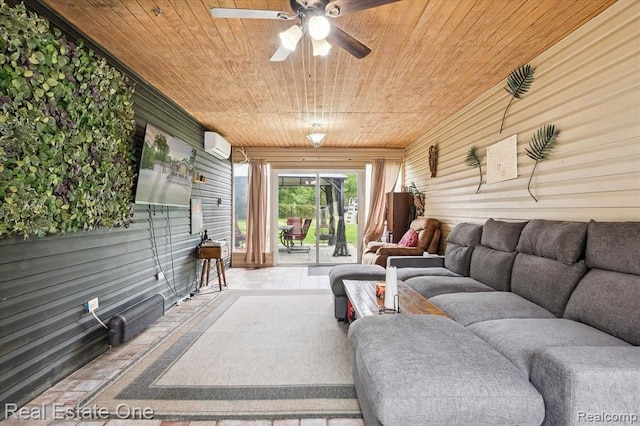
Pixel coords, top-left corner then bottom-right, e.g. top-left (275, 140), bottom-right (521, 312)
top-left (204, 131), bottom-right (231, 159)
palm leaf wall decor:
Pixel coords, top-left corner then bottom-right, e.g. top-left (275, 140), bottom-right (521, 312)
top-left (500, 64), bottom-right (535, 133)
top-left (526, 124), bottom-right (560, 202)
top-left (465, 146), bottom-right (483, 194)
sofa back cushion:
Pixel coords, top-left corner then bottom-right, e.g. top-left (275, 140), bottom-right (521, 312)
top-left (511, 220), bottom-right (588, 317)
top-left (469, 219), bottom-right (527, 291)
top-left (444, 223), bottom-right (483, 276)
top-left (515, 219), bottom-right (587, 264)
top-left (480, 218), bottom-right (526, 252)
top-left (564, 221), bottom-right (640, 345)
top-left (584, 220), bottom-right (640, 275)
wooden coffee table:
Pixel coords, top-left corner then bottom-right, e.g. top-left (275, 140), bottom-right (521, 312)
top-left (343, 279), bottom-right (447, 320)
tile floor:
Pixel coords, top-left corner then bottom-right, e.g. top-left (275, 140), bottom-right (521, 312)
top-left (3, 267), bottom-right (363, 426)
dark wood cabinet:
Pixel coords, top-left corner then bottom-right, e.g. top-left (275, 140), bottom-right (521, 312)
top-left (385, 192), bottom-right (414, 243)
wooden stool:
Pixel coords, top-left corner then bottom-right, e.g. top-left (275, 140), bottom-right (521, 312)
top-left (196, 245), bottom-right (228, 291)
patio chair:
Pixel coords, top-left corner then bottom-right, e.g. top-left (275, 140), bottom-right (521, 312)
top-left (287, 218), bottom-right (312, 252)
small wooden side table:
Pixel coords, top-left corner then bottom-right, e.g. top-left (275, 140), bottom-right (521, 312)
top-left (196, 245), bottom-right (229, 291)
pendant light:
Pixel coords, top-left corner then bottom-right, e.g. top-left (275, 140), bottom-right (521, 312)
top-left (306, 123), bottom-right (327, 148)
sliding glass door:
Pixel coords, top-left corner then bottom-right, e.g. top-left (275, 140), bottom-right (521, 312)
top-left (274, 170), bottom-right (361, 266)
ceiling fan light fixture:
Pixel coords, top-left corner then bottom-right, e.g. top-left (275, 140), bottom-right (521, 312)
top-left (311, 37), bottom-right (332, 56)
top-left (306, 123), bottom-right (327, 148)
top-left (279, 24), bottom-right (303, 51)
top-left (308, 15), bottom-right (331, 40)
top-left (326, 4), bottom-right (340, 17)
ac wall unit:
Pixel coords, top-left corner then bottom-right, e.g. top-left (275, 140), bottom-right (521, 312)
top-left (204, 131), bottom-right (231, 160)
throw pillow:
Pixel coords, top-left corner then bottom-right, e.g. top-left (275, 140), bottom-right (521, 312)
top-left (398, 228), bottom-right (418, 247)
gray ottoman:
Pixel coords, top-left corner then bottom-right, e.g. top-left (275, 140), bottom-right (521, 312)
top-left (348, 315), bottom-right (545, 426)
top-left (329, 264), bottom-right (386, 320)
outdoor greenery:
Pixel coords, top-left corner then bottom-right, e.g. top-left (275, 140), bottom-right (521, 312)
top-left (236, 218), bottom-right (357, 252)
top-left (0, 1), bottom-right (136, 238)
top-left (140, 133), bottom-right (169, 168)
top-left (269, 220), bottom-right (357, 245)
top-left (279, 173), bottom-right (357, 218)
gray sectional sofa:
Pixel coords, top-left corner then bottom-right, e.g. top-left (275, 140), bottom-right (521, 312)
top-left (338, 219), bottom-right (640, 425)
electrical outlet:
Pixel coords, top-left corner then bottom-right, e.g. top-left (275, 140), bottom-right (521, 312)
top-left (86, 297), bottom-right (99, 313)
top-left (156, 271), bottom-right (165, 280)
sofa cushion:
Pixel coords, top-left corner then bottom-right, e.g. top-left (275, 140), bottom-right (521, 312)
top-left (516, 219), bottom-right (587, 265)
top-left (530, 347), bottom-right (640, 426)
top-left (469, 245), bottom-right (518, 291)
top-left (329, 264), bottom-right (386, 297)
top-left (511, 254), bottom-right (587, 317)
top-left (510, 219), bottom-right (589, 317)
top-left (585, 221), bottom-right (640, 275)
top-left (481, 218), bottom-right (527, 252)
top-left (465, 220), bottom-right (526, 291)
top-left (443, 223), bottom-right (483, 276)
top-left (396, 266), bottom-right (460, 281)
top-left (405, 275), bottom-right (494, 299)
top-left (564, 269), bottom-right (640, 345)
top-left (468, 318), bottom-right (631, 378)
top-left (397, 228), bottom-right (418, 247)
top-left (349, 315), bottom-right (545, 426)
top-left (430, 292), bottom-right (556, 326)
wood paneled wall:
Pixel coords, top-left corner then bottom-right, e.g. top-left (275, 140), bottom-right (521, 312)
top-left (0, 2), bottom-right (232, 416)
top-left (404, 0), bottom-right (640, 249)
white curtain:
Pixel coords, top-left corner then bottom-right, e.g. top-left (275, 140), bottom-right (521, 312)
top-left (245, 159), bottom-right (267, 265)
top-left (362, 159), bottom-right (402, 247)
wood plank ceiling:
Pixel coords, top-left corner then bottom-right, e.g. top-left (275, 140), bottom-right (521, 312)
top-left (41, 0), bottom-right (616, 149)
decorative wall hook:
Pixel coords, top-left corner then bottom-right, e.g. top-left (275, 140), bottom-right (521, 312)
top-left (429, 144), bottom-right (438, 177)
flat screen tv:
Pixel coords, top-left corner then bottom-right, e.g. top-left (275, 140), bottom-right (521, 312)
top-left (134, 123), bottom-right (197, 207)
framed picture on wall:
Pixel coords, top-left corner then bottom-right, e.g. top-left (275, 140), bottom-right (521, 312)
top-left (487, 135), bottom-right (518, 184)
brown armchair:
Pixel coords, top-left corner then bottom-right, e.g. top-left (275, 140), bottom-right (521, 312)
top-left (362, 217), bottom-right (441, 267)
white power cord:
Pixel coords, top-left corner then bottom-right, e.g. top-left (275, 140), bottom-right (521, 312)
top-left (91, 310), bottom-right (109, 329)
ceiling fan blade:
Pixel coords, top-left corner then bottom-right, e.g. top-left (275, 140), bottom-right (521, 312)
top-left (211, 8), bottom-right (296, 20)
top-left (326, 0), bottom-right (401, 16)
top-left (326, 26), bottom-right (371, 59)
top-left (270, 45), bottom-right (293, 62)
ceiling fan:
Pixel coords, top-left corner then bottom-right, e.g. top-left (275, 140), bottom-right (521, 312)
top-left (211, 0), bottom-right (401, 61)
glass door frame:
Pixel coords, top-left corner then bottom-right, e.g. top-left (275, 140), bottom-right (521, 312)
top-left (270, 168), bottom-right (365, 266)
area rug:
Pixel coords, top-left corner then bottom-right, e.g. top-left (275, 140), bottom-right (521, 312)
top-left (87, 289), bottom-right (360, 420)
top-left (307, 266), bottom-right (334, 276)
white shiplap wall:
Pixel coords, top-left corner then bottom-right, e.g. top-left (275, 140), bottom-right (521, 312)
top-left (404, 0), bottom-right (640, 245)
